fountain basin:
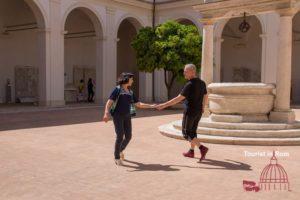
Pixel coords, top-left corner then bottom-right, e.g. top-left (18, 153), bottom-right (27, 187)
top-left (208, 83), bottom-right (275, 122)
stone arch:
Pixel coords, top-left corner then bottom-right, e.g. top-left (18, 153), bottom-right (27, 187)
top-left (216, 14), bottom-right (266, 39)
top-left (116, 16), bottom-right (144, 99)
top-left (115, 14), bottom-right (145, 37)
top-left (24, 0), bottom-right (48, 28)
top-left (0, 0), bottom-right (48, 105)
top-left (62, 2), bottom-right (104, 37)
top-left (220, 15), bottom-right (263, 83)
top-left (164, 14), bottom-right (202, 33)
top-left (63, 5), bottom-right (104, 103)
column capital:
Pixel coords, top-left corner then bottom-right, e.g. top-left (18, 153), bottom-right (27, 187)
top-left (259, 33), bottom-right (268, 39)
top-left (214, 36), bottom-right (224, 43)
top-left (61, 30), bottom-right (68, 35)
top-left (277, 9), bottom-right (296, 17)
top-left (106, 6), bottom-right (116, 15)
top-left (49, 0), bottom-right (61, 4)
top-left (36, 28), bottom-right (51, 33)
top-left (94, 36), bottom-right (105, 41)
top-left (201, 19), bottom-right (216, 26)
top-left (102, 35), bottom-right (119, 42)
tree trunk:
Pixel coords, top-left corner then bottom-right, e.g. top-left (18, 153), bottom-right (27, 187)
top-left (164, 70), bottom-right (176, 100)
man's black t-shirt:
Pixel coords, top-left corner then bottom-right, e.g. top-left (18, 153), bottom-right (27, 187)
top-left (180, 78), bottom-right (207, 115)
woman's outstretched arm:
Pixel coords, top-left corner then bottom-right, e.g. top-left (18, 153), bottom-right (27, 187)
top-left (135, 102), bottom-right (156, 109)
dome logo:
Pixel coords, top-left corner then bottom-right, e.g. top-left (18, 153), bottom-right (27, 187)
top-left (242, 150), bottom-right (290, 192)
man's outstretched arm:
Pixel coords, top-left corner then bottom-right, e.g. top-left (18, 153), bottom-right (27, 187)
top-left (202, 94), bottom-right (208, 113)
top-left (157, 95), bottom-right (186, 110)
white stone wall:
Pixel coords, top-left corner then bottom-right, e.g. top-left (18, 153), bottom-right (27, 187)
top-left (0, 0), bottom-right (155, 105)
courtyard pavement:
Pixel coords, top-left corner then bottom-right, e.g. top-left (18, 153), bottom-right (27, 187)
top-left (1, 107), bottom-right (300, 200)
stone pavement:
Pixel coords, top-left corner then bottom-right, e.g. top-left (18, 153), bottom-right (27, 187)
top-left (1, 108), bottom-right (300, 200)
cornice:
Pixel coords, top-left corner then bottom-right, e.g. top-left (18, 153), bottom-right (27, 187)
top-left (193, 0), bottom-right (300, 22)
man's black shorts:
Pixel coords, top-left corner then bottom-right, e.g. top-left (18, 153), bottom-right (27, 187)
top-left (182, 112), bottom-right (202, 141)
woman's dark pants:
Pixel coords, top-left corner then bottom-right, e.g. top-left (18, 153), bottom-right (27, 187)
top-left (112, 113), bottom-right (132, 159)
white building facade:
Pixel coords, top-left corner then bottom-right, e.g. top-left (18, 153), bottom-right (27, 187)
top-left (1, 0), bottom-right (300, 109)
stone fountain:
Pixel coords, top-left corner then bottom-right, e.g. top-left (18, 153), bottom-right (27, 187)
top-left (159, 83), bottom-right (300, 145)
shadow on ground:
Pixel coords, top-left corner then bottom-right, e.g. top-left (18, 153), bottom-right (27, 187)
top-left (121, 159), bottom-right (252, 172)
top-left (197, 159), bottom-right (252, 171)
top-left (0, 108), bottom-right (182, 131)
top-left (122, 160), bottom-right (182, 172)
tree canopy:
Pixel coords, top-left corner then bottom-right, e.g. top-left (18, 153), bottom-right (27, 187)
top-left (132, 20), bottom-right (202, 99)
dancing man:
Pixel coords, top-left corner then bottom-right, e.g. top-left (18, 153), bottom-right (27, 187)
top-left (157, 64), bottom-right (209, 162)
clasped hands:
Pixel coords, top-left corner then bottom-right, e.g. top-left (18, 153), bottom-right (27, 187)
top-left (103, 103), bottom-right (169, 123)
top-left (149, 103), bottom-right (168, 110)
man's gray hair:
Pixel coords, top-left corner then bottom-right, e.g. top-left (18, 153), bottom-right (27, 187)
top-left (184, 64), bottom-right (196, 72)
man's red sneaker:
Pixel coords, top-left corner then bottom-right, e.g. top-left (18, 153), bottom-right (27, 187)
top-left (199, 145), bottom-right (209, 162)
top-left (183, 149), bottom-right (194, 158)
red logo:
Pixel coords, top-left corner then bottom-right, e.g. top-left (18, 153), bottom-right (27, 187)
top-left (243, 151), bottom-right (290, 192)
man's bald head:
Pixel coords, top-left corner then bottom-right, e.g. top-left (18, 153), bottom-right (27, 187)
top-left (184, 64), bottom-right (197, 80)
top-left (184, 64), bottom-right (197, 72)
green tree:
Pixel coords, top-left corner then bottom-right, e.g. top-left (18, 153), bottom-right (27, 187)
top-left (132, 20), bottom-right (202, 100)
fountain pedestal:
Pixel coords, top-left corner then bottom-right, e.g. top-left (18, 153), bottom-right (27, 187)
top-left (159, 83), bottom-right (300, 146)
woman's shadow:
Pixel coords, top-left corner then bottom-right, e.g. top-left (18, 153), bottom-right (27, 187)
top-left (122, 160), bottom-right (182, 172)
top-left (121, 159), bottom-right (252, 172)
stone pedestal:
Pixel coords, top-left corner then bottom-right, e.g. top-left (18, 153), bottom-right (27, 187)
top-left (269, 110), bottom-right (295, 124)
top-left (210, 113), bottom-right (269, 123)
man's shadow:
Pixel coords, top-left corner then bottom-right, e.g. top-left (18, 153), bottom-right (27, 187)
top-left (121, 159), bottom-right (251, 172)
top-left (197, 158), bottom-right (252, 171)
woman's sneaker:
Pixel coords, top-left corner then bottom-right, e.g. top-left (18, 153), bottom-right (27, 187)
top-left (120, 152), bottom-right (125, 161)
top-left (115, 159), bottom-right (123, 166)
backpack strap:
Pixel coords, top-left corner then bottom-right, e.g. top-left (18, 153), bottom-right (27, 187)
top-left (129, 89), bottom-right (137, 116)
top-left (110, 86), bottom-right (121, 116)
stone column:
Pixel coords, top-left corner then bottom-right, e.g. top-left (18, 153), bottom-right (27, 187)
top-left (214, 36), bottom-right (224, 82)
top-left (47, 0), bottom-right (65, 106)
top-left (201, 21), bottom-right (214, 117)
top-left (262, 13), bottom-right (280, 84)
top-left (139, 72), bottom-right (153, 102)
top-left (36, 28), bottom-right (50, 106)
top-left (270, 11), bottom-right (295, 123)
top-left (101, 7), bottom-right (117, 104)
top-left (201, 21), bottom-right (214, 85)
top-left (260, 33), bottom-right (268, 83)
top-left (95, 36), bottom-right (103, 104)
